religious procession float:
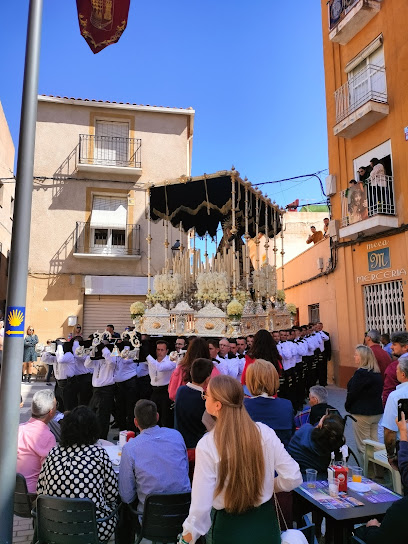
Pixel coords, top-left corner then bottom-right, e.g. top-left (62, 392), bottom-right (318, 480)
top-left (130, 168), bottom-right (295, 337)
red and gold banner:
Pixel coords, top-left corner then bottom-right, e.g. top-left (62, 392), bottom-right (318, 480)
top-left (76, 0), bottom-right (131, 54)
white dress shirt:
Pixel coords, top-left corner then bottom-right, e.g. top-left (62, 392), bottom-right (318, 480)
top-left (134, 361), bottom-right (149, 378)
top-left (146, 355), bottom-right (176, 386)
top-left (316, 331), bottom-right (329, 352)
top-left (84, 349), bottom-right (116, 387)
top-left (182, 422), bottom-right (302, 543)
top-left (54, 345), bottom-right (76, 380)
top-left (103, 352), bottom-right (138, 383)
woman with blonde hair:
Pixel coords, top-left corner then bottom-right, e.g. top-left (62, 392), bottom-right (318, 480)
top-left (244, 359), bottom-right (295, 447)
top-left (23, 325), bottom-right (39, 383)
top-left (180, 375), bottom-right (302, 544)
top-left (345, 344), bottom-right (383, 454)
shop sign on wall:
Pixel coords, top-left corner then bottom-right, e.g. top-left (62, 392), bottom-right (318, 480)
top-left (356, 239), bottom-right (407, 283)
top-left (368, 247), bottom-right (391, 272)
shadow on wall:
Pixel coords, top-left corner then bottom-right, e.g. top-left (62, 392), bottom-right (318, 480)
top-left (48, 227), bottom-right (77, 286)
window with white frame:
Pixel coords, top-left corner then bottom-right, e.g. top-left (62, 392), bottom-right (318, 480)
top-left (346, 40), bottom-right (386, 113)
top-left (94, 121), bottom-right (129, 167)
top-left (90, 196), bottom-right (127, 254)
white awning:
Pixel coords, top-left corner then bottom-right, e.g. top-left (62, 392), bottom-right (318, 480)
top-left (90, 196), bottom-right (127, 229)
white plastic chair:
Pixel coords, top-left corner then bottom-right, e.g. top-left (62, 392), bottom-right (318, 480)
top-left (363, 438), bottom-right (402, 494)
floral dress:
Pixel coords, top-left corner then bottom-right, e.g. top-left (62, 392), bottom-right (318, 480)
top-left (37, 444), bottom-right (118, 542)
top-left (23, 334), bottom-right (38, 362)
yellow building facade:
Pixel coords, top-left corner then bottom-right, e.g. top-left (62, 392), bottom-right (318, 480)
top-left (279, 0), bottom-right (408, 386)
top-left (27, 96), bottom-right (193, 341)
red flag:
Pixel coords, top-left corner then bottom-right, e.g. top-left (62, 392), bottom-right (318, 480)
top-left (76, 0), bottom-right (130, 54)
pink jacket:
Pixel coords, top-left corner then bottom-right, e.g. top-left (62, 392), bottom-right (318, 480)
top-left (168, 364), bottom-right (220, 401)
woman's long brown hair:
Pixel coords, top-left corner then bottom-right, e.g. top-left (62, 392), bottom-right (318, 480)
top-left (209, 375), bottom-right (265, 514)
top-left (179, 337), bottom-right (210, 383)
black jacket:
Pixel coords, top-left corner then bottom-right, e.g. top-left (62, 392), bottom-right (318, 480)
top-left (345, 368), bottom-right (383, 415)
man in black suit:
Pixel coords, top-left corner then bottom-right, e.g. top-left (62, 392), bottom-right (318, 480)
top-left (316, 321), bottom-right (331, 386)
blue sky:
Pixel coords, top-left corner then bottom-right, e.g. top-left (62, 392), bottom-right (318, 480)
top-left (1, 0), bottom-right (328, 209)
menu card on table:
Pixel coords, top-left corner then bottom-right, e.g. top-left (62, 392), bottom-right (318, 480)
top-left (354, 478), bottom-right (401, 504)
top-left (300, 481), bottom-right (364, 509)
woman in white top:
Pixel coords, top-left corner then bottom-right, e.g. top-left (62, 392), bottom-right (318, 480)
top-left (180, 375), bottom-right (302, 544)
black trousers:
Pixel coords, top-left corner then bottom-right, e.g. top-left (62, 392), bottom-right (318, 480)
top-left (151, 384), bottom-right (173, 428)
top-left (115, 501), bottom-right (140, 544)
top-left (317, 353), bottom-right (328, 386)
top-left (55, 378), bottom-right (76, 413)
top-left (68, 373), bottom-right (93, 408)
top-left (89, 384), bottom-right (116, 439)
top-left (116, 376), bottom-right (138, 432)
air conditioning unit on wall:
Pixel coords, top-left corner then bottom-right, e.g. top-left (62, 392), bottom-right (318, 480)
top-left (325, 174), bottom-right (337, 196)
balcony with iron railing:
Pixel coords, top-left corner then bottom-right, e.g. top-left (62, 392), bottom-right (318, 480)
top-left (73, 222), bottom-right (141, 259)
top-left (76, 134), bottom-right (142, 176)
top-left (333, 64), bottom-right (388, 138)
top-left (339, 176), bottom-right (398, 238)
top-left (328, 0), bottom-right (382, 45)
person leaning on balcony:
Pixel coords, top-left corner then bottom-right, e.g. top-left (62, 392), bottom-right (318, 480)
top-left (369, 158), bottom-right (386, 187)
top-left (306, 226), bottom-right (324, 245)
top-left (370, 158), bottom-right (387, 213)
top-left (358, 165), bottom-right (372, 182)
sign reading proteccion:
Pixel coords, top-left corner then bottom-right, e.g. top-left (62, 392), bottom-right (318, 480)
top-left (5, 306), bottom-right (25, 337)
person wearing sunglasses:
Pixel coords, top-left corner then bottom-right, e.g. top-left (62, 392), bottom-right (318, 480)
top-left (23, 326), bottom-right (39, 383)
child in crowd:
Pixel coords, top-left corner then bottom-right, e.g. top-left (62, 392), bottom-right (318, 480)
top-left (175, 357), bottom-right (213, 479)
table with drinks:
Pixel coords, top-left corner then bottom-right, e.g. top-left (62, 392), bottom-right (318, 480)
top-left (98, 430), bottom-right (136, 473)
top-left (294, 465), bottom-right (401, 544)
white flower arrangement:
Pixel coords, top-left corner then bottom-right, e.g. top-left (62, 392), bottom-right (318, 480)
top-left (151, 273), bottom-right (182, 303)
top-left (130, 301), bottom-right (145, 318)
top-left (196, 272), bottom-right (229, 303)
top-left (251, 264), bottom-right (277, 299)
top-left (227, 299), bottom-right (244, 320)
top-left (276, 289), bottom-right (286, 302)
top-left (234, 290), bottom-right (247, 306)
top-left (286, 302), bottom-right (297, 315)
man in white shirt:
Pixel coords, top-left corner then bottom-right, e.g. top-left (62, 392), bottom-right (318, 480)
top-left (106, 341), bottom-right (139, 433)
top-left (236, 337), bottom-right (247, 356)
top-left (208, 339), bottom-right (235, 377)
top-left (55, 341), bottom-right (76, 412)
top-left (85, 344), bottom-right (117, 439)
top-left (70, 339), bottom-right (93, 407)
top-left (382, 355), bottom-right (408, 469)
top-left (146, 340), bottom-right (176, 428)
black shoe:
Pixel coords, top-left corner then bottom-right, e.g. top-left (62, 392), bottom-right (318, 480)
top-left (27, 375), bottom-right (32, 383)
top-left (22, 376), bottom-right (26, 383)
top-left (46, 382), bottom-right (52, 386)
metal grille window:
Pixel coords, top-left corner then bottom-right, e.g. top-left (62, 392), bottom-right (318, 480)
top-left (308, 304), bottom-right (320, 324)
top-left (364, 280), bottom-right (406, 334)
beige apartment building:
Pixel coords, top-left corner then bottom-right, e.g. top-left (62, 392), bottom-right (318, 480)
top-left (28, 95), bottom-right (194, 340)
top-left (0, 102), bottom-right (15, 315)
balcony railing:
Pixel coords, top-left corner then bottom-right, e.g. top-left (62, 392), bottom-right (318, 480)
top-left (340, 176), bottom-right (395, 228)
top-left (335, 64), bottom-right (387, 124)
top-left (74, 222), bottom-right (141, 257)
top-left (328, 0), bottom-right (382, 45)
top-left (329, 0), bottom-right (360, 30)
top-left (78, 134), bottom-right (142, 169)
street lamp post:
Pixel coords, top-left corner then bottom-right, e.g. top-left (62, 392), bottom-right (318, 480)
top-left (0, 1), bottom-right (44, 542)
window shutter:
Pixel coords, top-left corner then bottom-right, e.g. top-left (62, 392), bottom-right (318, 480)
top-left (90, 196), bottom-right (127, 228)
